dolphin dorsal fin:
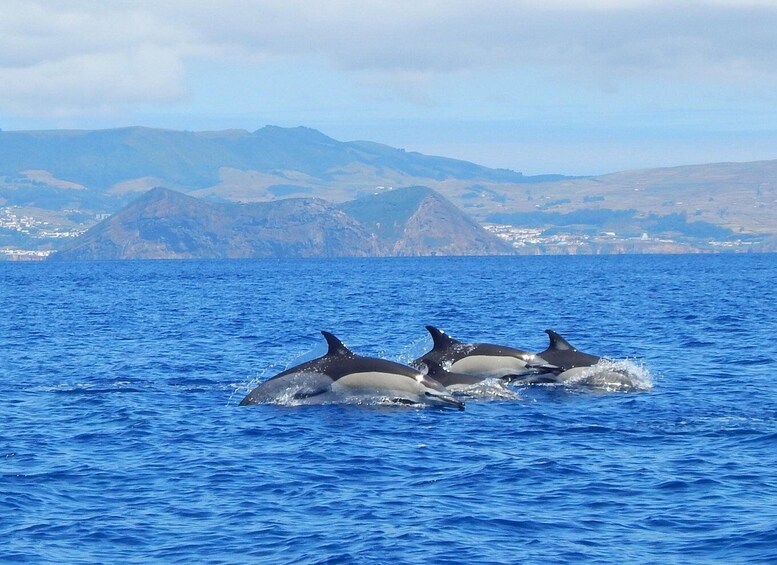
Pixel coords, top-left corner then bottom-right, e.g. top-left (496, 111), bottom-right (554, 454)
top-left (321, 331), bottom-right (353, 357)
top-left (425, 326), bottom-right (460, 350)
top-left (545, 329), bottom-right (575, 352)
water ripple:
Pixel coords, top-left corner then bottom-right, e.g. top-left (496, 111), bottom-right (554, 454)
top-left (2, 256), bottom-right (777, 563)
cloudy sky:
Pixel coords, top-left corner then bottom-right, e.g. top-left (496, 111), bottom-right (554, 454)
top-left (3, 0), bottom-right (777, 175)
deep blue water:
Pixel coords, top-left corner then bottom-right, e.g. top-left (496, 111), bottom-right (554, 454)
top-left (1, 255), bottom-right (776, 564)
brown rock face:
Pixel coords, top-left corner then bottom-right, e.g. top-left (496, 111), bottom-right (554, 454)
top-left (52, 186), bottom-right (512, 260)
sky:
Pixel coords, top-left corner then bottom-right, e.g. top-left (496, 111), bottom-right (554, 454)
top-left (3, 1), bottom-right (777, 175)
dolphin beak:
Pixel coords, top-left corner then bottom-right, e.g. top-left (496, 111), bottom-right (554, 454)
top-left (428, 392), bottom-right (465, 410)
top-left (450, 397), bottom-right (465, 410)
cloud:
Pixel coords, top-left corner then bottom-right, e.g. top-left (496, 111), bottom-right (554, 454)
top-left (156, 1), bottom-right (777, 79)
top-left (2, 0), bottom-right (777, 119)
top-left (0, 47), bottom-right (185, 116)
top-left (0, 1), bottom-right (191, 116)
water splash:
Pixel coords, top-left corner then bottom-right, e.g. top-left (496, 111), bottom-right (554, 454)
top-left (448, 379), bottom-right (520, 401)
top-left (562, 359), bottom-right (653, 392)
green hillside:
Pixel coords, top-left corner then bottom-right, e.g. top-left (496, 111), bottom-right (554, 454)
top-left (0, 126), bottom-right (527, 192)
top-left (2, 125), bottom-right (776, 256)
top-left (339, 186), bottom-right (434, 241)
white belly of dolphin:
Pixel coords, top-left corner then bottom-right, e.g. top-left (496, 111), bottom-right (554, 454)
top-left (450, 355), bottom-right (529, 377)
top-left (332, 372), bottom-right (424, 396)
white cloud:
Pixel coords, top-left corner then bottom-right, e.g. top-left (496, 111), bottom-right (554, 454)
top-left (0, 1), bottom-right (192, 116)
top-left (152, 0), bottom-right (777, 79)
top-left (2, 1), bottom-right (777, 119)
top-left (0, 47), bottom-right (185, 116)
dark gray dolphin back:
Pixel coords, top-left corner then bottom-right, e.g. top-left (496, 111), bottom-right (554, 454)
top-left (546, 330), bottom-right (575, 351)
top-left (320, 331), bottom-right (422, 381)
top-left (423, 359), bottom-right (487, 388)
top-left (538, 329), bottom-right (601, 369)
top-left (412, 326), bottom-right (467, 368)
top-left (321, 330), bottom-right (354, 357)
top-left (426, 325), bottom-right (532, 358)
top-left (263, 330), bottom-right (351, 380)
top-left (426, 325), bottom-right (461, 349)
top-left (240, 330), bottom-right (464, 408)
top-left (240, 331), bottom-right (351, 405)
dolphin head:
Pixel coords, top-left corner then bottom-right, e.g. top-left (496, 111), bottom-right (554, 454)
top-left (416, 373), bottom-right (465, 410)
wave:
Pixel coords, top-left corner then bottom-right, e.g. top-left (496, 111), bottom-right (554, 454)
top-left (562, 359), bottom-right (654, 392)
top-left (447, 378), bottom-right (520, 401)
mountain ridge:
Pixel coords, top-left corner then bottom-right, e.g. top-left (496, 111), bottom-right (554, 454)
top-left (0, 125), bottom-right (530, 192)
top-left (51, 186), bottom-right (513, 260)
top-left (2, 125), bottom-right (776, 255)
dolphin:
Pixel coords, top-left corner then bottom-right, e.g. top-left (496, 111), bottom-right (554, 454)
top-left (240, 331), bottom-right (464, 409)
top-left (412, 325), bottom-right (539, 380)
top-left (517, 329), bottom-right (637, 388)
top-left (419, 359), bottom-right (490, 390)
top-left (534, 329), bottom-right (602, 372)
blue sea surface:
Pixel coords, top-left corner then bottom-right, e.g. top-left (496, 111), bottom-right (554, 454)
top-left (1, 255), bottom-right (776, 563)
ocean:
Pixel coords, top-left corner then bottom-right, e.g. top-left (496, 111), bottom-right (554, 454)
top-left (1, 255), bottom-right (776, 564)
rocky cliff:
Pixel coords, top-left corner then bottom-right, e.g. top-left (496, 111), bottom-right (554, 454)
top-left (339, 186), bottom-right (512, 256)
top-left (51, 186), bottom-right (512, 260)
top-left (4, 126), bottom-right (776, 256)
